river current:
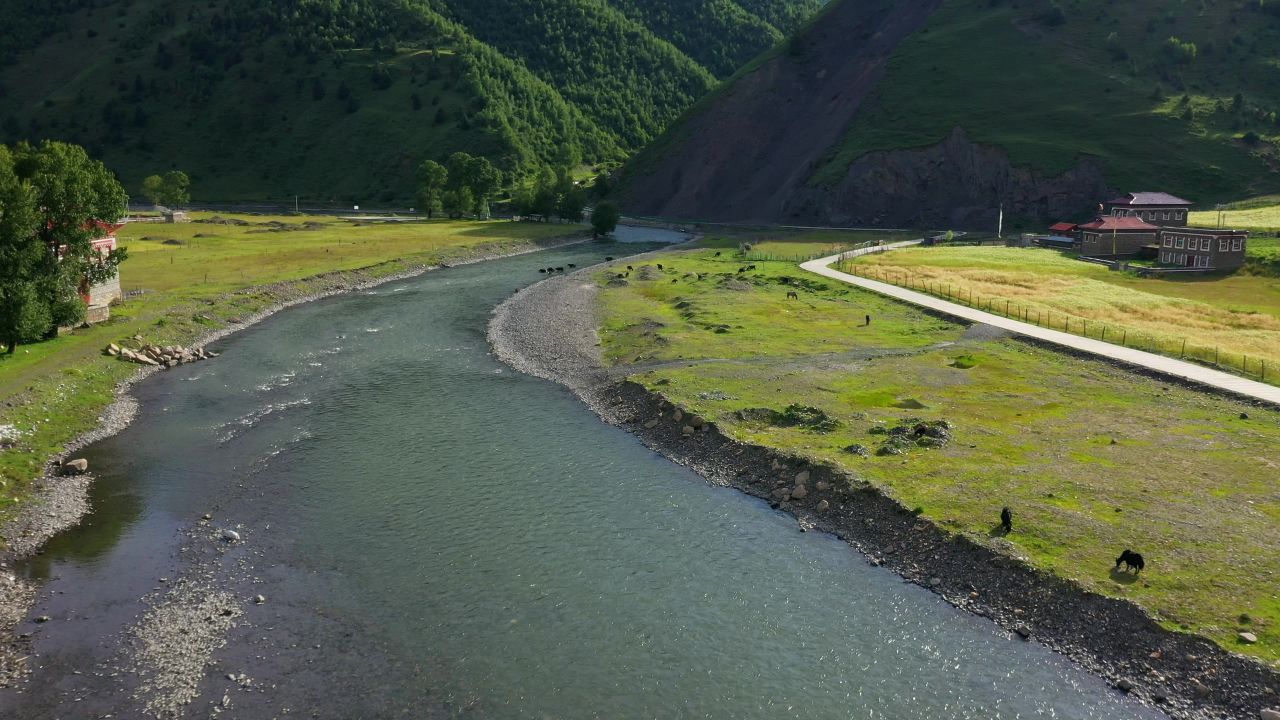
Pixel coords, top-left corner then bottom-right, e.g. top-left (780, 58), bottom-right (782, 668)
top-left (1, 231), bottom-right (1162, 719)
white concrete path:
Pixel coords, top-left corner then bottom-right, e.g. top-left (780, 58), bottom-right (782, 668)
top-left (802, 242), bottom-right (1280, 406)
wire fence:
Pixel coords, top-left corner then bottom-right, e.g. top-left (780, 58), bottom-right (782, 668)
top-left (836, 260), bottom-right (1275, 384)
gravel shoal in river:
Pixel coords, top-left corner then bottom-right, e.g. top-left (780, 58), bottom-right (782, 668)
top-left (488, 259), bottom-right (1280, 720)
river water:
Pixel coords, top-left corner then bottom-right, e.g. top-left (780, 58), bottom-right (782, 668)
top-left (2, 233), bottom-right (1162, 719)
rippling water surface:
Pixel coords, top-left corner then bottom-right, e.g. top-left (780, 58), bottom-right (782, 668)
top-left (3, 232), bottom-right (1162, 719)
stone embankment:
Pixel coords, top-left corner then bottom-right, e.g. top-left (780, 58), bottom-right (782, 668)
top-left (104, 339), bottom-right (217, 368)
top-left (489, 264), bottom-right (1280, 720)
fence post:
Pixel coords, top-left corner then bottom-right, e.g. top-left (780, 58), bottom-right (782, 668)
top-left (1122, 329), bottom-right (1126, 345)
top-left (1215, 346), bottom-right (1219, 365)
top-left (1102, 326), bottom-right (1107, 341)
top-left (1180, 339), bottom-right (1186, 358)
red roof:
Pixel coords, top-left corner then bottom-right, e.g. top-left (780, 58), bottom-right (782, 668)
top-left (1106, 192), bottom-right (1193, 207)
top-left (1077, 216), bottom-right (1160, 232)
top-left (89, 220), bottom-right (123, 235)
top-left (1048, 222), bottom-right (1077, 233)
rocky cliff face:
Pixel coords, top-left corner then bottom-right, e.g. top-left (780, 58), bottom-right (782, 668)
top-left (619, 0), bottom-right (1111, 229)
top-left (783, 129), bottom-right (1111, 229)
top-left (620, 0), bottom-right (945, 224)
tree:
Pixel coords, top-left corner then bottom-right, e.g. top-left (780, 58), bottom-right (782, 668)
top-left (12, 140), bottom-right (128, 335)
top-left (442, 186), bottom-right (474, 219)
top-left (141, 174), bottom-right (165, 205)
top-left (159, 170), bottom-right (190, 207)
top-left (417, 160), bottom-right (447, 219)
top-left (591, 201), bottom-right (620, 238)
top-left (446, 152), bottom-right (501, 216)
top-left (555, 179), bottom-right (586, 222)
top-left (142, 170), bottom-right (190, 208)
top-left (0, 144), bottom-right (45, 353)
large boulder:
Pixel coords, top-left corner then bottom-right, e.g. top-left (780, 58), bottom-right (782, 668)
top-left (62, 458), bottom-right (88, 476)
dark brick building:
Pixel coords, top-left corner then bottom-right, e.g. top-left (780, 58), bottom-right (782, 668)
top-left (1105, 192), bottom-right (1194, 227)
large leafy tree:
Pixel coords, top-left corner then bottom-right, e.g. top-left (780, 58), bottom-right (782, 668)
top-left (417, 160), bottom-right (448, 219)
top-left (591, 201), bottom-right (620, 238)
top-left (0, 145), bottom-right (44, 353)
top-left (445, 152), bottom-right (501, 218)
top-left (142, 170), bottom-right (191, 208)
top-left (12, 141), bottom-right (128, 337)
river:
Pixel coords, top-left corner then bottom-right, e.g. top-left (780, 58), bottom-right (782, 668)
top-left (1, 233), bottom-right (1162, 719)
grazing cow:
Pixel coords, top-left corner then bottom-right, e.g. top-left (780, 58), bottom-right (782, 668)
top-left (747, 264), bottom-right (756, 271)
top-left (539, 268), bottom-right (546, 273)
top-left (737, 267), bottom-right (746, 274)
top-left (568, 263), bottom-right (576, 268)
top-left (657, 264), bottom-right (664, 270)
top-left (714, 251), bottom-right (721, 257)
top-left (1115, 549), bottom-right (1145, 573)
top-left (1000, 507), bottom-right (1012, 533)
top-left (616, 273), bottom-right (625, 279)
top-left (627, 265), bottom-right (634, 271)
top-left (555, 267), bottom-right (564, 272)
top-left (605, 256), bottom-right (614, 261)
top-left (786, 291), bottom-right (799, 300)
top-left (672, 278), bottom-right (678, 283)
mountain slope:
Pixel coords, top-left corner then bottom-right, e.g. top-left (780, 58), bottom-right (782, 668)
top-left (622, 0), bottom-right (1280, 227)
top-left (0, 0), bottom-right (818, 202)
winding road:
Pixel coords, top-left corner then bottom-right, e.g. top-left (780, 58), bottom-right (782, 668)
top-left (802, 243), bottom-right (1280, 407)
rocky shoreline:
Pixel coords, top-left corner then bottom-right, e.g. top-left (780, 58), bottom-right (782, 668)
top-left (0, 231), bottom-right (589, 700)
top-left (487, 263), bottom-right (1280, 720)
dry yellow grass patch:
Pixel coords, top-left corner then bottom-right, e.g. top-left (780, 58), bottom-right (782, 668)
top-left (850, 247), bottom-right (1280, 379)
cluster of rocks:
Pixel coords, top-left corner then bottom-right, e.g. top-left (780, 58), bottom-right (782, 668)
top-left (871, 418), bottom-right (952, 455)
top-left (104, 339), bottom-right (217, 368)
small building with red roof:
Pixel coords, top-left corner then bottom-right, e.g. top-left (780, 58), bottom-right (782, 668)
top-left (1076, 216), bottom-right (1161, 257)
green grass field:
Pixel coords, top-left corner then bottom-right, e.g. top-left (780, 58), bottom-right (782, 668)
top-left (0, 214), bottom-right (581, 524)
top-left (845, 246), bottom-right (1280, 384)
top-left (596, 244), bottom-right (1280, 664)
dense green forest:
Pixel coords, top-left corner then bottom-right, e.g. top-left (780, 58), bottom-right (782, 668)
top-left (0, 0), bottom-right (819, 203)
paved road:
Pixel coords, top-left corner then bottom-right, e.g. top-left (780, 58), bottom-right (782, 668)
top-left (802, 243), bottom-right (1280, 407)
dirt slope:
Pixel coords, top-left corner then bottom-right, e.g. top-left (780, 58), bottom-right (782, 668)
top-left (621, 0), bottom-right (945, 224)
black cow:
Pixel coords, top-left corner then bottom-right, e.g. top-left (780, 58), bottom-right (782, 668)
top-left (1000, 507), bottom-right (1012, 533)
top-left (786, 291), bottom-right (799, 300)
top-left (605, 256), bottom-right (614, 261)
top-left (568, 263), bottom-right (576, 268)
top-left (1115, 549), bottom-right (1145, 573)
top-left (538, 268), bottom-right (546, 273)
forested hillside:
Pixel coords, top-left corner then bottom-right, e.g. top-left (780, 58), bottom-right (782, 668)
top-left (0, 0), bottom-right (819, 203)
top-left (623, 0), bottom-right (1280, 228)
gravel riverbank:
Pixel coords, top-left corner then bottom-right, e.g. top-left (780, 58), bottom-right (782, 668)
top-left (488, 261), bottom-right (1280, 720)
top-left (0, 232), bottom-right (589, 705)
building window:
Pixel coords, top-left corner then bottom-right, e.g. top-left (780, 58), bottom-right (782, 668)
top-left (1200, 238), bottom-right (1210, 251)
top-left (1175, 237), bottom-right (1185, 249)
top-left (1162, 236), bottom-right (1172, 247)
top-left (1160, 251), bottom-right (1168, 263)
top-left (1219, 238), bottom-right (1229, 251)
top-left (1232, 238), bottom-right (1243, 251)
top-left (1162, 211), bottom-right (1170, 220)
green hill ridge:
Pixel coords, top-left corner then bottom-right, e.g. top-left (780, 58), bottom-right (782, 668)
top-left (0, 0), bottom-right (819, 203)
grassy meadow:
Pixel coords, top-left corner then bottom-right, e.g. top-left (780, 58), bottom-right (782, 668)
top-left (595, 243), bottom-right (1280, 663)
top-left (844, 246), bottom-right (1280, 384)
top-left (0, 213), bottom-right (582, 525)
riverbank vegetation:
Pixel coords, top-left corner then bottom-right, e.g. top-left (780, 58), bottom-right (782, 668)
top-left (847, 246), bottom-right (1280, 385)
top-left (0, 212), bottom-right (582, 528)
top-left (594, 242), bottom-right (1280, 663)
